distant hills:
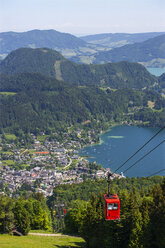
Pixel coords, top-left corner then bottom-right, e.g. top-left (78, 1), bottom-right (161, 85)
top-left (0, 47), bottom-right (156, 89)
top-left (0, 29), bottom-right (106, 61)
top-left (92, 34), bottom-right (165, 67)
top-left (0, 29), bottom-right (165, 67)
top-left (80, 32), bottom-right (165, 48)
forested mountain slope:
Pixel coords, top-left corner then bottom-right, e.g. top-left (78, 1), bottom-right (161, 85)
top-left (158, 73), bottom-right (165, 89)
top-left (59, 177), bottom-right (165, 248)
top-left (0, 73), bottom-right (133, 132)
top-left (0, 72), bottom-right (164, 133)
top-left (0, 48), bottom-right (156, 89)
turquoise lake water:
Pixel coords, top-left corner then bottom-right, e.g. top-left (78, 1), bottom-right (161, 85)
top-left (79, 126), bottom-right (165, 177)
top-left (147, 67), bottom-right (165, 76)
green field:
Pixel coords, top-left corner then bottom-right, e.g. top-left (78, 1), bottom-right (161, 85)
top-left (2, 160), bottom-right (15, 166)
top-left (5, 134), bottom-right (17, 141)
top-left (37, 135), bottom-right (50, 142)
top-left (0, 92), bottom-right (17, 96)
top-left (0, 234), bottom-right (85, 248)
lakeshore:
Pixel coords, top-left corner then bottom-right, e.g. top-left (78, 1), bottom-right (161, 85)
top-left (79, 125), bottom-right (165, 177)
top-left (0, 121), bottom-right (164, 197)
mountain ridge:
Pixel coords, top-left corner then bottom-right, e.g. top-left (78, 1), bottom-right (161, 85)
top-left (0, 29), bottom-right (106, 61)
top-left (80, 32), bottom-right (165, 48)
top-left (92, 34), bottom-right (165, 67)
top-left (0, 47), bottom-right (156, 89)
top-left (1, 29), bottom-right (164, 67)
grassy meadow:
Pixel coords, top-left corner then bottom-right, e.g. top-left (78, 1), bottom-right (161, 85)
top-left (0, 234), bottom-right (85, 248)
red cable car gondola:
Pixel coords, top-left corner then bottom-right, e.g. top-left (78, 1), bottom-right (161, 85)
top-left (104, 172), bottom-right (120, 221)
top-left (104, 193), bottom-right (120, 220)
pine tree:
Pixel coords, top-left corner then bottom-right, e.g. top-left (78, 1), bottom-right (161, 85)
top-left (139, 197), bottom-right (151, 247)
top-left (148, 184), bottom-right (165, 248)
top-left (128, 208), bottom-right (143, 248)
top-left (0, 196), bottom-right (15, 233)
top-left (13, 200), bottom-right (30, 235)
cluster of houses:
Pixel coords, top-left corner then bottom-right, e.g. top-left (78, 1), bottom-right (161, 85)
top-left (0, 164), bottom-right (81, 197)
top-left (0, 129), bottom-right (124, 197)
top-left (0, 164), bottom-right (123, 197)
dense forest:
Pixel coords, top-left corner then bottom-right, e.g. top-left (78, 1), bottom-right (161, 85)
top-left (0, 176), bottom-right (164, 248)
top-left (0, 193), bottom-right (51, 235)
top-left (158, 73), bottom-right (165, 89)
top-left (48, 176), bottom-right (165, 248)
top-left (0, 72), bottom-right (164, 134)
top-left (0, 47), bottom-right (157, 88)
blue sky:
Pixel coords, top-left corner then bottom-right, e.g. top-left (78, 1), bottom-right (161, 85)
top-left (0, 0), bottom-right (165, 35)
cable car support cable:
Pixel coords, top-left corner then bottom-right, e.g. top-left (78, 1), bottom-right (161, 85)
top-left (114, 126), bottom-right (165, 173)
top-left (104, 127), bottom-right (165, 221)
top-left (148, 168), bottom-right (165, 177)
top-left (123, 140), bottom-right (165, 174)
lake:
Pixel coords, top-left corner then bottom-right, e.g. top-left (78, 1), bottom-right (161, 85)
top-left (147, 67), bottom-right (165, 76)
top-left (79, 126), bottom-right (165, 177)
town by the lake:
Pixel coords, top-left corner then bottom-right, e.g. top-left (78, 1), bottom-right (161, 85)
top-left (0, 127), bottom-right (125, 197)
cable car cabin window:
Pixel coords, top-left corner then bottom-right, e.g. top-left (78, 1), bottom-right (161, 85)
top-left (108, 203), bottom-right (118, 210)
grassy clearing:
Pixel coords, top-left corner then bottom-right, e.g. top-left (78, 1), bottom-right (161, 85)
top-left (28, 149), bottom-right (36, 155)
top-left (100, 87), bottom-right (117, 92)
top-left (37, 135), bottom-right (49, 142)
top-left (19, 163), bottom-right (29, 169)
top-left (54, 61), bottom-right (63, 81)
top-left (152, 108), bottom-right (163, 113)
top-left (148, 100), bottom-right (155, 109)
top-left (0, 234), bottom-right (85, 248)
top-left (2, 160), bottom-right (15, 166)
top-left (143, 121), bottom-right (150, 125)
top-left (5, 134), bottom-right (17, 141)
top-left (0, 92), bottom-right (17, 96)
top-left (30, 230), bottom-right (54, 234)
top-left (0, 151), bottom-right (13, 155)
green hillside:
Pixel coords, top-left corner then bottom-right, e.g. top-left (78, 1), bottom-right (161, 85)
top-left (0, 47), bottom-right (156, 89)
top-left (0, 48), bottom-right (65, 77)
top-left (0, 72), bottom-right (128, 132)
top-left (0, 72), bottom-right (164, 133)
top-left (0, 235), bottom-right (85, 248)
top-left (0, 234), bottom-right (85, 248)
top-left (93, 34), bottom-right (165, 67)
